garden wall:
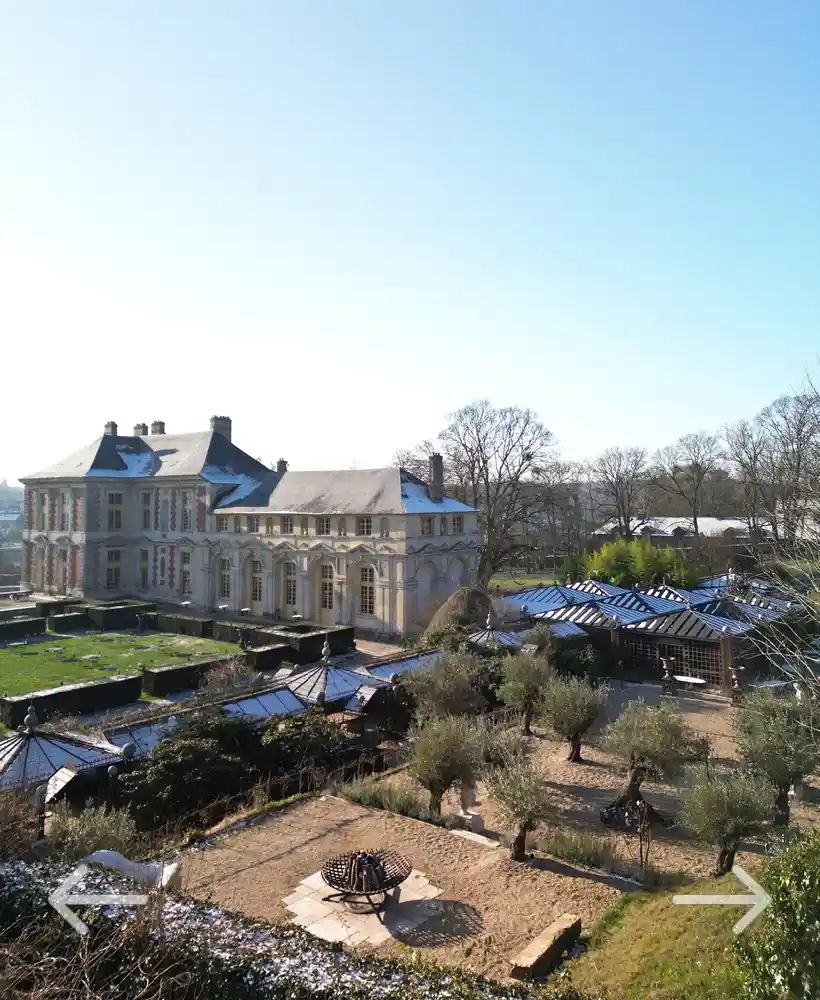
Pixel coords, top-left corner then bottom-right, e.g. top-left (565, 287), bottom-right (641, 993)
top-left (155, 613), bottom-right (214, 638)
top-left (0, 616), bottom-right (46, 641)
top-left (245, 643), bottom-right (291, 671)
top-left (0, 673), bottom-right (143, 727)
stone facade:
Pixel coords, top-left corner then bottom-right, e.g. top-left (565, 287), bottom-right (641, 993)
top-left (19, 419), bottom-right (479, 637)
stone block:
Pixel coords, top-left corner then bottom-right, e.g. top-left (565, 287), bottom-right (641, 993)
top-left (287, 897), bottom-right (333, 925)
top-left (510, 913), bottom-right (582, 980)
top-left (306, 914), bottom-right (355, 943)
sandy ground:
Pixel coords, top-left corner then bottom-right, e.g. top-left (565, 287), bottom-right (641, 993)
top-left (181, 794), bottom-right (622, 981)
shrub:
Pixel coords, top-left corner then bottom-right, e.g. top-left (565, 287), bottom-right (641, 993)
top-left (0, 791), bottom-right (39, 861)
top-left (499, 650), bottom-right (553, 734)
top-left (540, 675), bottom-right (609, 762)
top-left (680, 766), bottom-right (775, 875)
top-left (735, 829), bottom-right (820, 999)
top-left (483, 724), bottom-right (528, 767)
top-left (423, 586), bottom-right (492, 637)
top-left (487, 753), bottom-right (554, 860)
top-left (403, 649), bottom-right (487, 718)
top-left (341, 776), bottom-right (461, 829)
top-left (48, 801), bottom-right (145, 861)
top-left (262, 707), bottom-right (353, 772)
top-left (410, 715), bottom-right (484, 815)
top-left (734, 690), bottom-right (820, 827)
top-left (535, 828), bottom-right (619, 871)
top-left (522, 623), bottom-right (553, 652)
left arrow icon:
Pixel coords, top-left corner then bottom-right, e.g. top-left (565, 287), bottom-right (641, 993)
top-left (48, 864), bottom-right (149, 936)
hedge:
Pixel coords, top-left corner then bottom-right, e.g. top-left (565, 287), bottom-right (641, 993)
top-left (46, 611), bottom-right (91, 632)
top-left (0, 673), bottom-right (143, 727)
top-left (0, 616), bottom-right (46, 641)
top-left (141, 656), bottom-right (231, 697)
top-left (245, 643), bottom-right (291, 671)
top-left (86, 602), bottom-right (156, 631)
top-left (154, 613), bottom-right (214, 638)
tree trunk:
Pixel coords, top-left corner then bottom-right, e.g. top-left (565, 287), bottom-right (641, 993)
top-left (511, 826), bottom-right (528, 862)
top-left (567, 736), bottom-right (582, 762)
top-left (715, 839), bottom-right (738, 876)
top-left (522, 708), bottom-right (532, 736)
top-left (600, 765), bottom-right (662, 828)
top-left (428, 786), bottom-right (444, 817)
top-left (774, 784), bottom-right (791, 828)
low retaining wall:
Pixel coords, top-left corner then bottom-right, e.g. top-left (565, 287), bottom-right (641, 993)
top-left (245, 643), bottom-right (291, 671)
top-left (0, 616), bottom-right (46, 641)
top-left (0, 673), bottom-right (143, 727)
top-left (155, 613), bottom-right (214, 638)
top-left (86, 602), bottom-right (156, 631)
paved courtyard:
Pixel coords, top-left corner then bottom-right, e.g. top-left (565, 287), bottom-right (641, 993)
top-left (283, 868), bottom-right (443, 946)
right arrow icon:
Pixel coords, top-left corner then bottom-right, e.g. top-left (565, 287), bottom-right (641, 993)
top-left (672, 864), bottom-right (771, 935)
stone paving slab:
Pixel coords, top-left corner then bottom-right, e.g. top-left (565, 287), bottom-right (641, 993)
top-left (283, 868), bottom-right (443, 946)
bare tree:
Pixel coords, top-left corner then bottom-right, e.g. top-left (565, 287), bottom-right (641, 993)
top-left (589, 446), bottom-right (648, 539)
top-left (653, 432), bottom-right (723, 540)
top-left (439, 401), bottom-right (555, 586)
top-left (392, 440), bottom-right (437, 482)
top-left (723, 418), bottom-right (769, 531)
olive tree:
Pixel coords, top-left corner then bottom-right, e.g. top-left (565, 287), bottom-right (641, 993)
top-left (500, 650), bottom-right (553, 735)
top-left (540, 675), bottom-right (609, 762)
top-left (680, 766), bottom-right (776, 875)
top-left (734, 690), bottom-right (820, 827)
top-left (600, 699), bottom-right (705, 827)
top-left (486, 752), bottom-right (554, 861)
top-left (403, 649), bottom-right (486, 719)
top-left (410, 715), bottom-right (484, 816)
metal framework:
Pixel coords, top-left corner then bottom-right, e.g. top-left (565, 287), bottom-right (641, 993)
top-left (320, 849), bottom-right (411, 922)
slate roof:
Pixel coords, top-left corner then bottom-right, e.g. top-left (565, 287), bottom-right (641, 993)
top-left (364, 651), bottom-right (441, 681)
top-left (505, 585), bottom-right (597, 615)
top-left (565, 580), bottom-right (631, 598)
top-left (467, 626), bottom-right (525, 650)
top-left (536, 601), bottom-right (661, 628)
top-left (285, 663), bottom-right (389, 706)
top-left (643, 584), bottom-right (715, 606)
top-left (222, 687), bottom-right (308, 720)
top-left (598, 591), bottom-right (686, 616)
top-left (547, 620), bottom-right (589, 639)
top-left (624, 607), bottom-right (753, 640)
top-left (0, 728), bottom-right (123, 790)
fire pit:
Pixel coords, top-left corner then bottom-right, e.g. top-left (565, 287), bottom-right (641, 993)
top-left (320, 849), bottom-right (412, 921)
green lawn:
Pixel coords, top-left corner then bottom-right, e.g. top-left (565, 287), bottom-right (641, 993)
top-left (563, 877), bottom-right (745, 1000)
top-left (0, 631), bottom-right (237, 697)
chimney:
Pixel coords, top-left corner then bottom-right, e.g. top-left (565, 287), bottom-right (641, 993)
top-left (150, 420), bottom-right (165, 435)
top-left (428, 453), bottom-right (444, 503)
top-left (104, 421), bottom-right (118, 437)
top-left (210, 415), bottom-right (232, 442)
top-left (133, 422), bottom-right (148, 436)
top-left (277, 458), bottom-right (288, 474)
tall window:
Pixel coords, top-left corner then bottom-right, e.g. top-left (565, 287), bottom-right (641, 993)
top-left (440, 516), bottom-right (448, 535)
top-left (300, 516), bottom-right (309, 536)
top-left (321, 564), bottom-right (334, 610)
top-left (356, 516), bottom-right (372, 537)
top-left (452, 515), bottom-right (464, 534)
top-left (181, 551), bottom-right (191, 596)
top-left (284, 561), bottom-right (296, 606)
top-left (217, 516), bottom-right (228, 532)
top-left (360, 566), bottom-right (375, 616)
top-left (106, 549), bottom-right (121, 590)
top-left (247, 515), bottom-right (260, 533)
top-left (251, 559), bottom-right (263, 602)
top-left (139, 549), bottom-right (149, 589)
top-left (421, 516), bottom-right (434, 537)
top-left (338, 518), bottom-right (347, 536)
top-left (142, 492), bottom-right (152, 530)
top-left (233, 517), bottom-right (241, 534)
top-left (107, 493), bottom-right (123, 531)
top-left (316, 516), bottom-right (331, 536)
top-left (220, 558), bottom-right (232, 599)
top-left (265, 517), bottom-right (274, 535)
top-left (379, 517), bottom-right (390, 538)
top-left (59, 493), bottom-right (70, 532)
top-left (281, 516), bottom-right (293, 534)
top-left (38, 493), bottom-right (46, 531)
top-left (181, 492), bottom-right (192, 532)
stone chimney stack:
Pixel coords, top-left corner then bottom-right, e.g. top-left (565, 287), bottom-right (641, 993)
top-left (104, 421), bottom-right (118, 437)
top-left (428, 453), bottom-right (444, 503)
top-left (210, 415), bottom-right (232, 442)
top-left (133, 422), bottom-right (148, 436)
top-left (150, 420), bottom-right (166, 435)
top-left (277, 458), bottom-right (288, 475)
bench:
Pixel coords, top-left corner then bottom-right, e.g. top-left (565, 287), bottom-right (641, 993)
top-left (510, 913), bottom-right (582, 979)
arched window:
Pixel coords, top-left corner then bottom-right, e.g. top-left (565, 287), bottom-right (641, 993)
top-left (338, 517), bottom-right (347, 536)
top-left (321, 564), bottom-right (334, 610)
top-left (300, 516), bottom-right (309, 536)
top-left (380, 517), bottom-right (390, 538)
top-left (360, 565), bottom-right (375, 616)
top-left (219, 557), bottom-right (231, 599)
top-left (284, 561), bottom-right (297, 606)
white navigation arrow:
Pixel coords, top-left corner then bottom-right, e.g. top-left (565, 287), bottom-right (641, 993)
top-left (672, 864), bottom-right (771, 935)
top-left (48, 863), bottom-right (149, 936)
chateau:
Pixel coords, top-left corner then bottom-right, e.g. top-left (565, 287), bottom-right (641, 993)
top-left (19, 417), bottom-right (479, 636)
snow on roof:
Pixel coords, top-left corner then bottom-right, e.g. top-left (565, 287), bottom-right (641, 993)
top-left (593, 516), bottom-right (769, 538)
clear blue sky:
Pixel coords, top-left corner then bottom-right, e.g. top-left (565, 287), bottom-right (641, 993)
top-left (2, 1), bottom-right (818, 484)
